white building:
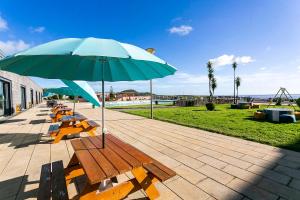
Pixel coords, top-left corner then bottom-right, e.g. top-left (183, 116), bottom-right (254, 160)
top-left (0, 65), bottom-right (43, 119)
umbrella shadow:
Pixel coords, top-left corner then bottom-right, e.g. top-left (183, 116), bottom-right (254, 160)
top-left (0, 175), bottom-right (39, 199)
top-left (29, 119), bottom-right (47, 124)
top-left (36, 113), bottom-right (49, 116)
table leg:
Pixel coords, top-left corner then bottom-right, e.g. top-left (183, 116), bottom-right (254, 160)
top-left (131, 167), bottom-right (160, 200)
top-left (79, 183), bottom-right (99, 200)
top-left (65, 154), bottom-right (85, 186)
top-left (80, 179), bottom-right (140, 200)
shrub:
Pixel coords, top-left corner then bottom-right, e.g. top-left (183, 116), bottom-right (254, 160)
top-left (206, 102), bottom-right (215, 111)
top-left (276, 98), bottom-right (282, 106)
top-left (296, 98), bottom-right (300, 108)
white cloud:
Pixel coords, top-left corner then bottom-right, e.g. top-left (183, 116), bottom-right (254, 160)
top-left (29, 26), bottom-right (45, 33)
top-left (209, 54), bottom-right (254, 67)
top-left (168, 25), bottom-right (193, 36)
top-left (0, 40), bottom-right (30, 55)
top-left (260, 67), bottom-right (266, 70)
top-left (0, 15), bottom-right (8, 31)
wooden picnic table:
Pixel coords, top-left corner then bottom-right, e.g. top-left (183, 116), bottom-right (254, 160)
top-left (50, 108), bottom-right (73, 122)
top-left (60, 113), bottom-right (87, 124)
top-left (64, 134), bottom-right (176, 199)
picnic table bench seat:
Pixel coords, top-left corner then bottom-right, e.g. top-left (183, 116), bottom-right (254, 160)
top-left (38, 160), bottom-right (69, 200)
top-left (48, 124), bottom-right (60, 135)
top-left (144, 160), bottom-right (176, 182)
top-left (50, 108), bottom-right (73, 123)
top-left (51, 120), bottom-right (100, 144)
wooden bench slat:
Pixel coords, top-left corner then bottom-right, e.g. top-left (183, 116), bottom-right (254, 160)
top-left (51, 161), bottom-right (69, 200)
top-left (88, 135), bottom-right (103, 148)
top-left (75, 150), bottom-right (106, 185)
top-left (152, 160), bottom-right (176, 177)
top-left (48, 124), bottom-right (60, 134)
top-left (93, 136), bottom-right (132, 174)
top-left (71, 139), bottom-right (87, 150)
top-left (86, 120), bottom-right (100, 128)
top-left (105, 139), bottom-right (141, 168)
top-left (81, 137), bottom-right (97, 149)
top-left (107, 134), bottom-right (152, 164)
top-left (144, 163), bottom-right (170, 182)
top-left (89, 148), bottom-right (119, 178)
top-left (38, 163), bottom-right (51, 200)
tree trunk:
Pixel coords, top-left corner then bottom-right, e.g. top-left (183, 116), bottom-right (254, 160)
top-left (233, 69), bottom-right (236, 104)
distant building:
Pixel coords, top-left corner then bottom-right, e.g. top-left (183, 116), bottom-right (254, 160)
top-left (116, 89), bottom-right (150, 101)
top-left (0, 70), bottom-right (43, 119)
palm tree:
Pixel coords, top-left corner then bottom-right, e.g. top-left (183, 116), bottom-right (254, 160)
top-left (236, 76), bottom-right (241, 100)
top-left (211, 77), bottom-right (217, 96)
top-left (207, 61), bottom-right (214, 102)
top-left (232, 62), bottom-right (237, 104)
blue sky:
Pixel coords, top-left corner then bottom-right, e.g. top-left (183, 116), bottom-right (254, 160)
top-left (0, 0), bottom-right (300, 95)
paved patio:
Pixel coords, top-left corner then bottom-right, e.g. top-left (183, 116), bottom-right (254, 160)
top-left (0, 102), bottom-right (300, 200)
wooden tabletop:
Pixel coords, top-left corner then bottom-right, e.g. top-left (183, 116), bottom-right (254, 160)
top-left (70, 134), bottom-right (154, 185)
top-left (60, 114), bottom-right (87, 122)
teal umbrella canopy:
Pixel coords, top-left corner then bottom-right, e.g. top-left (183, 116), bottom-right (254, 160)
top-left (45, 87), bottom-right (75, 96)
top-left (62, 80), bottom-right (100, 107)
top-left (43, 91), bottom-right (56, 98)
top-left (45, 81), bottom-right (100, 107)
top-left (0, 38), bottom-right (177, 81)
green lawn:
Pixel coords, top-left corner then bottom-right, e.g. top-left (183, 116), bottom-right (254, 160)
top-left (121, 104), bottom-right (300, 152)
top-left (108, 103), bottom-right (173, 109)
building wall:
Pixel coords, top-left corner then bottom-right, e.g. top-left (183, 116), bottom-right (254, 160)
top-left (0, 70), bottom-right (43, 115)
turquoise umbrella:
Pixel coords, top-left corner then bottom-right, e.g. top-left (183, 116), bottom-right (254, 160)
top-left (46, 81), bottom-right (100, 114)
top-left (43, 91), bottom-right (56, 98)
top-left (61, 80), bottom-right (100, 107)
top-left (45, 87), bottom-right (75, 96)
top-left (0, 37), bottom-right (177, 148)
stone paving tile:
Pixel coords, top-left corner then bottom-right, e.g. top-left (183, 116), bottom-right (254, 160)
top-left (165, 177), bottom-right (212, 200)
top-left (258, 178), bottom-right (300, 200)
top-left (240, 154), bottom-right (276, 169)
top-left (196, 155), bottom-right (228, 169)
top-left (289, 179), bottom-right (300, 191)
top-left (223, 165), bottom-right (262, 184)
top-left (196, 164), bottom-right (234, 185)
top-left (218, 155), bottom-right (252, 169)
top-left (247, 164), bottom-right (291, 185)
top-left (274, 165), bottom-right (300, 179)
top-left (197, 178), bottom-right (243, 200)
top-left (174, 164), bottom-right (207, 184)
top-left (174, 154), bottom-right (205, 169)
top-left (227, 178), bottom-right (278, 200)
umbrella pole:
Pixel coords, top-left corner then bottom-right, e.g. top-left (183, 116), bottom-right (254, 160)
top-left (150, 80), bottom-right (153, 119)
top-left (102, 80), bottom-right (105, 148)
top-left (73, 96), bottom-right (76, 116)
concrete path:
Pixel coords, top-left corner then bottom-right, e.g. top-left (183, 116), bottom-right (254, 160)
top-left (0, 102), bottom-right (300, 200)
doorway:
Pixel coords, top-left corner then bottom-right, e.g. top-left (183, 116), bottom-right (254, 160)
top-left (30, 89), bottom-right (34, 106)
top-left (0, 79), bottom-right (12, 116)
top-left (21, 86), bottom-right (26, 109)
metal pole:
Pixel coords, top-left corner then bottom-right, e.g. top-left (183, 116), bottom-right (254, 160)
top-left (101, 55), bottom-right (105, 149)
top-left (150, 80), bottom-right (153, 119)
top-left (73, 96), bottom-right (76, 116)
top-left (102, 80), bottom-right (105, 148)
top-left (146, 48), bottom-right (155, 119)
